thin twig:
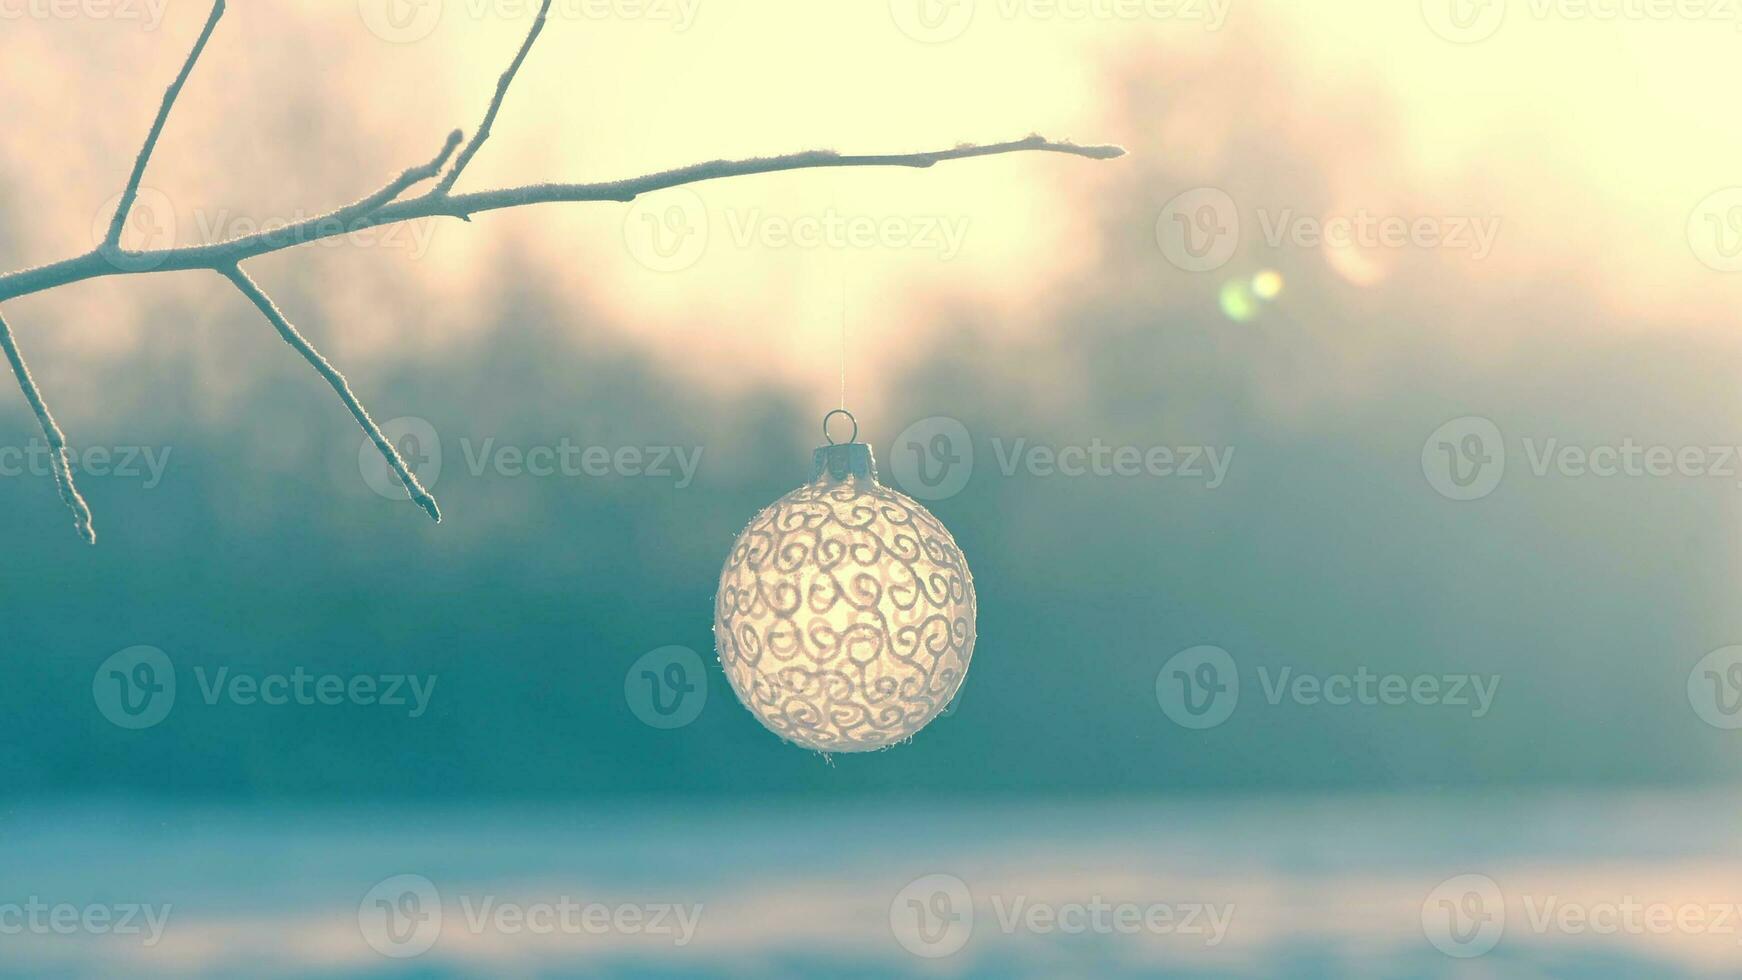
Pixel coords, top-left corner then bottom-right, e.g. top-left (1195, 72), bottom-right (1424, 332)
top-left (427, 136), bottom-right (1130, 211)
top-left (0, 309), bottom-right (95, 544)
top-left (220, 264), bottom-right (441, 524)
top-left (434, 0), bottom-right (553, 199)
top-left (103, 0), bottom-right (225, 249)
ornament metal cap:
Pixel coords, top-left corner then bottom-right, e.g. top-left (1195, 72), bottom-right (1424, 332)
top-left (812, 442), bottom-right (877, 484)
top-left (812, 408), bottom-right (877, 484)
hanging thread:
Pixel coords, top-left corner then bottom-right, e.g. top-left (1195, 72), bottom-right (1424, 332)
top-left (839, 263), bottom-right (848, 411)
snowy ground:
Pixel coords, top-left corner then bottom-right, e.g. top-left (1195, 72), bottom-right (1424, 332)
top-left (3, 791), bottom-right (1738, 978)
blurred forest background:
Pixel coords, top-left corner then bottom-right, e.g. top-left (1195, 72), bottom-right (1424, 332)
top-left (4, 0), bottom-right (1742, 803)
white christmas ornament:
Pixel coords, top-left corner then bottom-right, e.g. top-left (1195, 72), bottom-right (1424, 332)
top-left (714, 411), bottom-right (976, 752)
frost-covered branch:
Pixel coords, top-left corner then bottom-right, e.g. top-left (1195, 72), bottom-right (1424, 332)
top-left (435, 0), bottom-right (553, 200)
top-left (0, 310), bottom-right (95, 543)
top-left (0, 136), bottom-right (1124, 305)
top-left (103, 0), bottom-right (226, 250)
top-left (0, 1), bottom-right (1125, 540)
top-left (220, 264), bottom-right (442, 523)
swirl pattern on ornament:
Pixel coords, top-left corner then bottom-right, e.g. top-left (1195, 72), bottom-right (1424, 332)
top-left (715, 477), bottom-right (976, 752)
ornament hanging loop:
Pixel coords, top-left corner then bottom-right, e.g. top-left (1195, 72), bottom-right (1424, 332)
top-left (823, 408), bottom-right (858, 445)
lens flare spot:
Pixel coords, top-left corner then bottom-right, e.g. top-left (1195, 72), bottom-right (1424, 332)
top-left (1219, 279), bottom-right (1258, 322)
top-left (1252, 269), bottom-right (1284, 300)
